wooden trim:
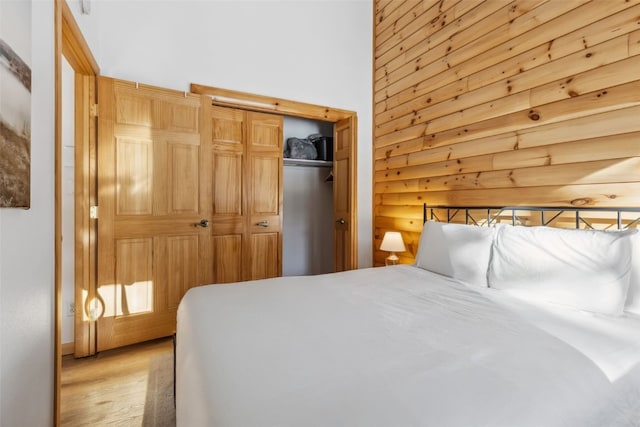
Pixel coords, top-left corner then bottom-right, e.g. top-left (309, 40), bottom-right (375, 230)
top-left (191, 83), bottom-right (355, 122)
top-left (73, 74), bottom-right (97, 358)
top-left (371, 2), bottom-right (377, 266)
top-left (60, 0), bottom-right (99, 75)
top-left (55, 0), bottom-right (99, 424)
top-left (61, 342), bottom-right (75, 356)
top-left (54, 3), bottom-right (62, 424)
top-left (350, 115), bottom-right (359, 269)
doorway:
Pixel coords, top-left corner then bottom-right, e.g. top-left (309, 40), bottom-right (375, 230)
top-left (282, 116), bottom-right (334, 276)
top-left (55, 0), bottom-right (99, 423)
top-left (191, 83), bottom-right (359, 272)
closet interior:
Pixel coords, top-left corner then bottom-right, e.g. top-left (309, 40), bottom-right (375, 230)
top-left (282, 116), bottom-right (334, 276)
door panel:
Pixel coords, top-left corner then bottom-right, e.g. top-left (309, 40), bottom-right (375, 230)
top-left (246, 112), bottom-right (282, 281)
top-left (116, 137), bottom-right (153, 215)
top-left (334, 116), bottom-right (357, 271)
top-left (210, 106), bottom-right (244, 220)
top-left (251, 156), bottom-right (280, 214)
top-left (249, 114), bottom-right (281, 149)
top-left (212, 235), bottom-right (243, 284)
top-left (97, 77), bottom-right (209, 351)
top-left (213, 152), bottom-right (242, 215)
top-left (167, 235), bottom-right (199, 308)
top-left (211, 106), bottom-right (244, 145)
top-left (210, 106), bottom-right (246, 283)
top-left (115, 94), bottom-right (152, 126)
top-left (250, 233), bottom-right (279, 280)
top-left (168, 142), bottom-right (199, 214)
top-left (334, 158), bottom-right (349, 213)
top-left (163, 102), bottom-right (199, 132)
top-left (113, 238), bottom-right (153, 316)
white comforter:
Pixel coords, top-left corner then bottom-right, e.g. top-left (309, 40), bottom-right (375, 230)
top-left (176, 265), bottom-right (640, 427)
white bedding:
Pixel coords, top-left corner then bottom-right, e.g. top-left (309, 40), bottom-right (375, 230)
top-left (176, 265), bottom-right (640, 427)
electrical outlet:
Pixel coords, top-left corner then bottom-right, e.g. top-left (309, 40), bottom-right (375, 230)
top-left (66, 302), bottom-right (75, 317)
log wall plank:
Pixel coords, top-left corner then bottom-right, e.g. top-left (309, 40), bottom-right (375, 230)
top-left (375, 0), bottom-right (461, 61)
top-left (376, 5), bottom-right (640, 117)
top-left (375, 0), bottom-right (509, 82)
top-left (375, 104), bottom-right (640, 162)
top-left (376, 33), bottom-right (634, 136)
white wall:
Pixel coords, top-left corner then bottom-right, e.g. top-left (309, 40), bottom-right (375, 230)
top-left (0, 1), bottom-right (55, 425)
top-left (69, 0), bottom-right (373, 268)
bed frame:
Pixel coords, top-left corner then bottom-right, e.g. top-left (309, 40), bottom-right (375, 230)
top-left (423, 204), bottom-right (640, 230)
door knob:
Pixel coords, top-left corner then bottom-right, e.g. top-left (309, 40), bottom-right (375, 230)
top-left (194, 219), bottom-right (209, 228)
top-left (337, 218), bottom-right (345, 225)
top-left (256, 220), bottom-right (269, 228)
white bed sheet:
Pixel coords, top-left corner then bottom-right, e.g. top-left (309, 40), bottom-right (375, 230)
top-left (478, 286), bottom-right (640, 382)
top-left (177, 265), bottom-right (640, 427)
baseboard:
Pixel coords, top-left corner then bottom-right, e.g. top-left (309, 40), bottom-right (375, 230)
top-left (62, 342), bottom-right (74, 356)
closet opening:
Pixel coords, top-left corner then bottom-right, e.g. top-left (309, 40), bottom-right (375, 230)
top-left (282, 117), bottom-right (334, 276)
top-left (191, 82), bottom-right (358, 273)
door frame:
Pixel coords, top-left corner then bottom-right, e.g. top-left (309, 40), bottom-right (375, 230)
top-left (54, 0), bottom-right (99, 423)
top-left (190, 83), bottom-right (359, 269)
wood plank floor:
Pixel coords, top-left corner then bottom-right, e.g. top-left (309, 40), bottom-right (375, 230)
top-left (60, 337), bottom-right (174, 426)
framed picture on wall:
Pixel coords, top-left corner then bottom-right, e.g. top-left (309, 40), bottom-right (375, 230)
top-left (0, 0), bottom-right (31, 209)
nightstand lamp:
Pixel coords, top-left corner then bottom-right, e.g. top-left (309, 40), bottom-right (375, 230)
top-left (380, 231), bottom-right (405, 266)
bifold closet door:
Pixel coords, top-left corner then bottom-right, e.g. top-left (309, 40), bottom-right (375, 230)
top-left (209, 106), bottom-right (245, 284)
top-left (333, 116), bottom-right (357, 272)
top-left (246, 112), bottom-right (283, 280)
top-left (208, 105), bottom-right (283, 283)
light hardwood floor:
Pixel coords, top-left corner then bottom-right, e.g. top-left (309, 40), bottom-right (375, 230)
top-left (61, 337), bottom-right (174, 426)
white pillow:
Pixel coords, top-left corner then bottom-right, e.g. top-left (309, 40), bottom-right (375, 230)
top-left (489, 225), bottom-right (636, 316)
top-left (624, 233), bottom-right (640, 315)
top-left (415, 221), bottom-right (496, 286)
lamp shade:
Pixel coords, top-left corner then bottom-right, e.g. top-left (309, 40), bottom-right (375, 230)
top-left (380, 231), bottom-right (406, 253)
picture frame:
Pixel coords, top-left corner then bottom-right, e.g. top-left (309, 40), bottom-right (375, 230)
top-left (0, 0), bottom-right (32, 209)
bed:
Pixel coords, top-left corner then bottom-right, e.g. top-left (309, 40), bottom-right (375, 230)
top-left (176, 205), bottom-right (640, 426)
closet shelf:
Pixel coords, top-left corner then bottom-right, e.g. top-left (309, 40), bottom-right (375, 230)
top-left (283, 158), bottom-right (333, 168)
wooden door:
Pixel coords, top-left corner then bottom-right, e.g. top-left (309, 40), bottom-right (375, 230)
top-left (208, 106), bottom-right (283, 283)
top-left (96, 77), bottom-right (210, 351)
top-left (245, 111), bottom-right (283, 280)
top-left (209, 105), bottom-right (245, 284)
top-left (334, 116), bottom-right (357, 271)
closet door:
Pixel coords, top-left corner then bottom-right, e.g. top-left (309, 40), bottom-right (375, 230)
top-left (96, 77), bottom-right (211, 351)
top-left (334, 116), bottom-right (357, 271)
top-left (208, 107), bottom-right (283, 282)
top-left (245, 112), bottom-right (283, 280)
top-left (209, 106), bottom-right (245, 283)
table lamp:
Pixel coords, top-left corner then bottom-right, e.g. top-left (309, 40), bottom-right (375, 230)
top-left (380, 231), bottom-right (405, 266)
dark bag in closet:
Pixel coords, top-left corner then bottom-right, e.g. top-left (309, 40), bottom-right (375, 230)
top-left (308, 134), bottom-right (333, 161)
top-left (285, 137), bottom-right (317, 160)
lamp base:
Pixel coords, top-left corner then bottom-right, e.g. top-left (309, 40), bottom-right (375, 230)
top-left (385, 253), bottom-right (399, 266)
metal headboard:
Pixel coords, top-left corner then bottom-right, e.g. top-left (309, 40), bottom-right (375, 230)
top-left (423, 204), bottom-right (640, 231)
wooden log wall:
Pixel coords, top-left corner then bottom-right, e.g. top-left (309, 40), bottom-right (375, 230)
top-left (373, 0), bottom-right (640, 265)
